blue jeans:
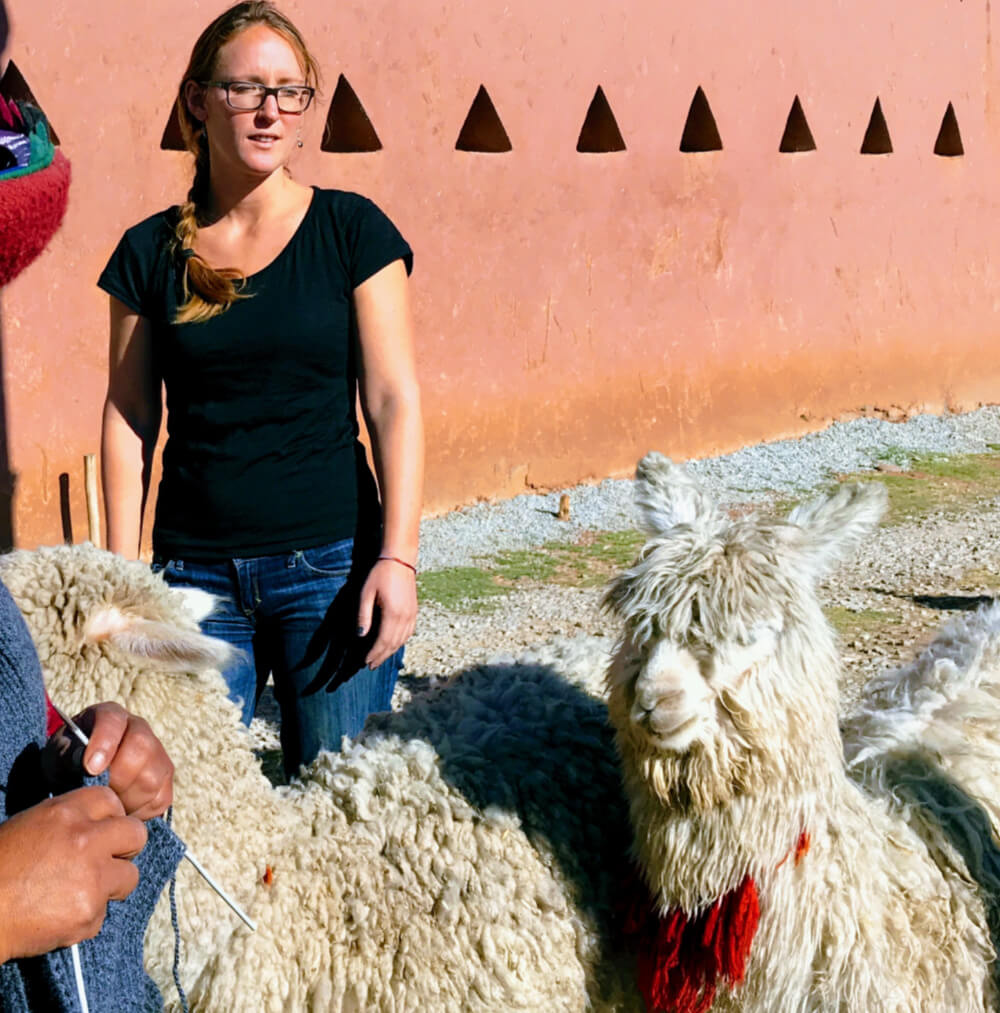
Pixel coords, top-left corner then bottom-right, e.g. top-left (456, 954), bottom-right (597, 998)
top-left (152, 537), bottom-right (401, 777)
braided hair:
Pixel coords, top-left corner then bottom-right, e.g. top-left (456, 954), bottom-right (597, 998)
top-left (171, 2), bottom-right (320, 324)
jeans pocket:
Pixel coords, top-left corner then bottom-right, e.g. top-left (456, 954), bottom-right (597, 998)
top-left (151, 557), bottom-right (182, 577)
top-left (298, 540), bottom-right (354, 578)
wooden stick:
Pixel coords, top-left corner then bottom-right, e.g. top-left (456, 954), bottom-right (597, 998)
top-left (83, 453), bottom-right (101, 548)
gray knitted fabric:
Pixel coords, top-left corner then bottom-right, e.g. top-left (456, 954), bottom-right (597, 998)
top-left (0, 577), bottom-right (185, 1012)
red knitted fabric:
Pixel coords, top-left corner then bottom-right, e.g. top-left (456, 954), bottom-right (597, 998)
top-left (623, 865), bottom-right (761, 1013)
top-left (43, 690), bottom-right (63, 737)
top-left (0, 149), bottom-right (71, 287)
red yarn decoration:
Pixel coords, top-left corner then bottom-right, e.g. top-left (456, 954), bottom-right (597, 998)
top-left (624, 873), bottom-right (760, 1013)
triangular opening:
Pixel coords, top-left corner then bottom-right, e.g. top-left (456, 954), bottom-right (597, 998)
top-left (679, 86), bottom-right (722, 152)
top-left (0, 61), bottom-right (59, 143)
top-left (576, 85), bottom-right (626, 153)
top-left (455, 85), bottom-right (511, 152)
top-left (860, 97), bottom-right (892, 154)
top-left (159, 103), bottom-right (186, 151)
top-left (779, 95), bottom-right (816, 153)
top-left (321, 75), bottom-right (382, 153)
top-left (933, 101), bottom-right (964, 157)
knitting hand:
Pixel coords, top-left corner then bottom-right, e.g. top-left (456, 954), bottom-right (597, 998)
top-left (46, 702), bottom-right (174, 821)
top-left (0, 785), bottom-right (146, 962)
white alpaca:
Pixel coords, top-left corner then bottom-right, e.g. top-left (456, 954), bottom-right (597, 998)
top-left (604, 452), bottom-right (1000, 1012)
top-left (0, 544), bottom-right (643, 1012)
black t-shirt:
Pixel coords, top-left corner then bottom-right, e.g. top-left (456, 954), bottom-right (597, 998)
top-left (98, 187), bottom-right (413, 560)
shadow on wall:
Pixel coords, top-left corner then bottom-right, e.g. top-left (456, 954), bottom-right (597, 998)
top-left (0, 299), bottom-right (14, 550)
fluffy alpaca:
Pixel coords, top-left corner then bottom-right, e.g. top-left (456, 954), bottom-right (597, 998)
top-left (605, 452), bottom-right (1000, 1012)
top-left (0, 544), bottom-right (643, 1012)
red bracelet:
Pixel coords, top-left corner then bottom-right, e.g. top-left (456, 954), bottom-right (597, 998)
top-left (377, 554), bottom-right (418, 574)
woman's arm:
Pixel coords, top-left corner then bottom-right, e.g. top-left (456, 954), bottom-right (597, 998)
top-left (353, 258), bottom-right (424, 668)
top-left (100, 297), bottom-right (161, 559)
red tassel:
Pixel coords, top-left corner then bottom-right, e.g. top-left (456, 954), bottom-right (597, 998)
top-left (623, 868), bottom-right (761, 1013)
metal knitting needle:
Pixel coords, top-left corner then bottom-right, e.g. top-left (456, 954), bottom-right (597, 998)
top-left (51, 703), bottom-right (257, 932)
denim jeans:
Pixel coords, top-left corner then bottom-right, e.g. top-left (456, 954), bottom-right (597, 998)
top-left (152, 537), bottom-right (401, 777)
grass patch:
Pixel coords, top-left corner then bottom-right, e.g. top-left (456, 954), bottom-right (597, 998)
top-left (417, 529), bottom-right (646, 610)
top-left (824, 605), bottom-right (900, 635)
top-left (764, 451), bottom-right (1000, 526)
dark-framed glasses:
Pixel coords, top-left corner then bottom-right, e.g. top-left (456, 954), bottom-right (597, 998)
top-left (202, 80), bottom-right (315, 113)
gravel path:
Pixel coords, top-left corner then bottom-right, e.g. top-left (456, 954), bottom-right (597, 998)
top-left (405, 407), bottom-right (1000, 709)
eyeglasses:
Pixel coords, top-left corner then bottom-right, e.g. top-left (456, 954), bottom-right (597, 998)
top-left (202, 80), bottom-right (315, 113)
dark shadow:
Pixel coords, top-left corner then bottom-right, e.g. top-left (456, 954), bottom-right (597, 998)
top-left (910, 593), bottom-right (995, 612)
top-left (934, 102), bottom-right (964, 157)
top-left (779, 95), bottom-right (816, 153)
top-left (58, 472), bottom-right (73, 543)
top-left (322, 75), bottom-right (382, 153)
top-left (363, 658), bottom-right (637, 1004)
top-left (576, 85), bottom-right (626, 153)
top-left (881, 753), bottom-right (1000, 991)
top-left (680, 86), bottom-right (722, 152)
top-left (860, 97), bottom-right (892, 154)
top-left (0, 299), bottom-right (13, 550)
top-left (0, 61), bottom-right (60, 143)
top-left (455, 84), bottom-right (512, 153)
top-left (159, 104), bottom-right (185, 151)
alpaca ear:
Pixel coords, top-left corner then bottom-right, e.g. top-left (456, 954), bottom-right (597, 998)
top-left (784, 482), bottom-right (887, 579)
top-left (173, 586), bottom-right (219, 625)
top-left (84, 604), bottom-right (233, 671)
top-left (634, 452), bottom-right (720, 535)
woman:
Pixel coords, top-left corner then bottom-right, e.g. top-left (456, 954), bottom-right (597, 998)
top-left (99, 1), bottom-right (423, 777)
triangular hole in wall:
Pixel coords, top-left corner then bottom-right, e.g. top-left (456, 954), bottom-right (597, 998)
top-left (455, 85), bottom-right (511, 152)
top-left (933, 101), bottom-right (963, 157)
top-left (860, 97), bottom-right (892, 154)
top-left (679, 86), bottom-right (722, 152)
top-left (160, 104), bottom-right (186, 151)
top-left (0, 61), bottom-right (59, 143)
top-left (576, 85), bottom-right (626, 153)
top-left (779, 95), bottom-right (816, 152)
top-left (322, 75), bottom-right (382, 153)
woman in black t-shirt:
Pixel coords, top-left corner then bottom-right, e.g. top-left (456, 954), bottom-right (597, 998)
top-left (99, 1), bottom-right (423, 777)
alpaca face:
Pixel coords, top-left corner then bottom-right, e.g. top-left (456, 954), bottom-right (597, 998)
top-left (605, 454), bottom-right (887, 779)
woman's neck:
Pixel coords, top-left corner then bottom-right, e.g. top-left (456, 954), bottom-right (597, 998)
top-left (205, 169), bottom-right (307, 228)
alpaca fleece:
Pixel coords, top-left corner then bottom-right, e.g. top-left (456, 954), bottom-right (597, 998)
top-left (604, 453), bottom-right (1000, 1011)
top-left (0, 544), bottom-right (642, 1012)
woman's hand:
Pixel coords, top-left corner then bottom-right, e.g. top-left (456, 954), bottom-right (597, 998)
top-left (44, 702), bottom-right (174, 821)
top-left (356, 557), bottom-right (417, 668)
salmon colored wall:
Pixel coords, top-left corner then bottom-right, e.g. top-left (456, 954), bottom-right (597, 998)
top-left (2, 0), bottom-right (998, 548)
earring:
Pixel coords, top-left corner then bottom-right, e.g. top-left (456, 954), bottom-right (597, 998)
top-left (296, 127), bottom-right (303, 149)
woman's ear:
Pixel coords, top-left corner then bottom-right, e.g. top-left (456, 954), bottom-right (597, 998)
top-left (183, 79), bottom-right (208, 123)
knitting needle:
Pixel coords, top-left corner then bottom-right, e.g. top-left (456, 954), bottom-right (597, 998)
top-left (47, 779), bottom-right (90, 1012)
top-left (50, 702), bottom-right (257, 932)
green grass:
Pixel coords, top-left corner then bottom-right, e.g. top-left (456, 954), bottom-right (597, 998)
top-left (766, 451), bottom-right (1000, 526)
top-left (823, 605), bottom-right (900, 635)
top-left (417, 529), bottom-right (645, 611)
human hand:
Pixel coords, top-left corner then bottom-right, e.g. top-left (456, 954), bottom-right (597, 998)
top-left (357, 558), bottom-right (418, 669)
top-left (0, 786), bottom-right (147, 963)
top-left (45, 702), bottom-right (173, 821)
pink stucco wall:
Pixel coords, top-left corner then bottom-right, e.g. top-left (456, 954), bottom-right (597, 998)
top-left (2, 0), bottom-right (998, 548)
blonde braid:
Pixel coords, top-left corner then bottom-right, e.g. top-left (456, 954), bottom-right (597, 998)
top-left (172, 130), bottom-right (249, 325)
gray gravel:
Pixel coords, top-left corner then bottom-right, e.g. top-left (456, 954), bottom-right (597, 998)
top-left (418, 407), bottom-right (1000, 571)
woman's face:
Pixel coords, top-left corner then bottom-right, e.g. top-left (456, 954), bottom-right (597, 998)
top-left (186, 24), bottom-right (309, 181)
